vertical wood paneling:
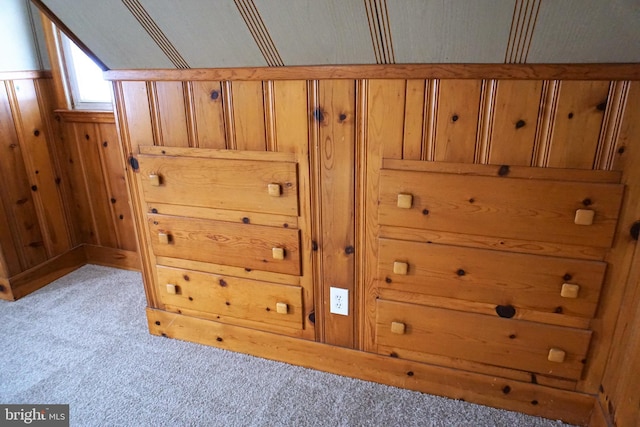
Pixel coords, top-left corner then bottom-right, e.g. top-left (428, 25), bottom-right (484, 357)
top-left (71, 122), bottom-right (117, 248)
top-left (402, 79), bottom-right (425, 160)
top-left (119, 81), bottom-right (155, 153)
top-left (547, 81), bottom-right (610, 169)
top-left (151, 81), bottom-right (190, 147)
top-left (190, 81), bottom-right (226, 149)
top-left (317, 80), bottom-right (356, 348)
top-left (56, 120), bottom-right (95, 245)
top-left (489, 80), bottom-right (543, 166)
top-left (272, 80), bottom-right (315, 340)
top-left (595, 81), bottom-right (630, 171)
top-left (0, 83), bottom-right (46, 272)
top-left (231, 81), bottom-right (267, 151)
top-left (362, 79), bottom-right (405, 351)
top-left (98, 123), bottom-right (138, 252)
top-left (434, 79), bottom-right (482, 163)
top-left (10, 79), bottom-right (70, 257)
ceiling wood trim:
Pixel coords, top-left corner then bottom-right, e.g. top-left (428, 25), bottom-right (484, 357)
top-left (364, 0), bottom-right (395, 64)
top-left (122, 0), bottom-right (189, 69)
top-left (234, 0), bottom-right (283, 67)
top-left (505, 0), bottom-right (542, 64)
top-left (0, 70), bottom-right (52, 80)
top-left (103, 63), bottom-right (640, 82)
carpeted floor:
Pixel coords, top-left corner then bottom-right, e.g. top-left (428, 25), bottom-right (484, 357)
top-left (0, 265), bottom-right (576, 426)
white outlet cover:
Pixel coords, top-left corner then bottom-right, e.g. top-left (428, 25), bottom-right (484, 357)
top-left (330, 287), bottom-right (349, 316)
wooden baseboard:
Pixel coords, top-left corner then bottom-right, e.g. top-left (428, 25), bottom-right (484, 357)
top-left (0, 277), bottom-right (15, 301)
top-left (6, 246), bottom-right (86, 301)
top-left (147, 308), bottom-right (596, 426)
top-left (84, 245), bottom-right (140, 271)
top-left (589, 398), bottom-right (612, 427)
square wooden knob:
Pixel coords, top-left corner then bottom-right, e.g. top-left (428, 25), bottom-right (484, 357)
top-left (574, 209), bottom-right (594, 225)
top-left (391, 321), bottom-right (406, 334)
top-left (149, 174), bottom-right (161, 186)
top-left (393, 261), bottom-right (408, 275)
top-left (267, 183), bottom-right (281, 197)
top-left (272, 247), bottom-right (285, 260)
top-left (158, 232), bottom-right (170, 244)
top-left (548, 348), bottom-right (566, 363)
top-left (166, 283), bottom-right (177, 295)
top-left (276, 302), bottom-right (288, 314)
top-left (561, 283), bottom-right (580, 299)
top-left (397, 193), bottom-right (413, 209)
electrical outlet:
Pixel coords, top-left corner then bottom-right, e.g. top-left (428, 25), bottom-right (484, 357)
top-left (330, 287), bottom-right (349, 316)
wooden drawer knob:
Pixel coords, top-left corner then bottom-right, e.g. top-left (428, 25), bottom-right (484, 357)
top-left (149, 174), bottom-right (161, 186)
top-left (397, 193), bottom-right (413, 209)
top-left (158, 232), bottom-right (170, 244)
top-left (574, 209), bottom-right (594, 225)
top-left (166, 283), bottom-right (177, 294)
top-left (391, 321), bottom-right (406, 334)
top-left (548, 348), bottom-right (566, 363)
top-left (267, 183), bottom-right (281, 197)
top-left (276, 302), bottom-right (288, 314)
top-left (272, 247), bottom-right (285, 260)
top-left (393, 261), bottom-right (408, 275)
top-left (561, 283), bottom-right (580, 299)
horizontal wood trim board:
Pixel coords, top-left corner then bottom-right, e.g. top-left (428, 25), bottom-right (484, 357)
top-left (83, 245), bottom-right (140, 271)
top-left (105, 64), bottom-right (640, 82)
top-left (147, 308), bottom-right (594, 426)
top-left (0, 71), bottom-right (53, 81)
top-left (55, 109), bottom-right (116, 123)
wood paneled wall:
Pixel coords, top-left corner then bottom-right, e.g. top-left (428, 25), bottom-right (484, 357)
top-left (0, 73), bottom-right (76, 300)
top-left (55, 111), bottom-right (138, 265)
top-left (113, 67), bottom-right (640, 424)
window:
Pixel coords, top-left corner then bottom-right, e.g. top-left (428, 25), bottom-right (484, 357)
top-left (61, 35), bottom-right (112, 110)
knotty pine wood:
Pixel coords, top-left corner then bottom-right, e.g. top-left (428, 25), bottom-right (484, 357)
top-left (137, 150), bottom-right (299, 216)
top-left (147, 214), bottom-right (301, 276)
top-left (110, 69), bottom-right (640, 425)
top-left (104, 63), bottom-right (640, 81)
top-left (314, 80), bottom-right (357, 348)
top-left (150, 81), bottom-right (190, 147)
top-left (376, 299), bottom-right (592, 381)
top-left (378, 169), bottom-right (623, 248)
top-left (147, 308), bottom-right (595, 426)
top-left (230, 81), bottom-right (267, 151)
top-left (189, 81), bottom-right (226, 149)
top-left (378, 238), bottom-right (606, 320)
top-left (595, 82), bottom-right (640, 423)
top-left (156, 265), bottom-right (304, 331)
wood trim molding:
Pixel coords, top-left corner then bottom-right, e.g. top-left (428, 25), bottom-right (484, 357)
top-left (0, 70), bottom-right (52, 81)
top-left (55, 109), bottom-right (116, 123)
top-left (104, 64), bottom-right (640, 82)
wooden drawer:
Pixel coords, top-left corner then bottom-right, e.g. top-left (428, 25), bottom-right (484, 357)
top-left (379, 169), bottom-right (623, 247)
top-left (378, 238), bottom-right (606, 319)
top-left (376, 299), bottom-right (592, 380)
top-left (138, 147), bottom-right (299, 215)
top-left (148, 214), bottom-right (301, 275)
top-left (156, 266), bottom-right (303, 330)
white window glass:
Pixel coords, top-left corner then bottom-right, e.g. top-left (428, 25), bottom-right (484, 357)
top-left (63, 36), bottom-right (112, 109)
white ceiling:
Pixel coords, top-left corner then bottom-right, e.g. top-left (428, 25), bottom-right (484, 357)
top-left (39, 0), bottom-right (640, 70)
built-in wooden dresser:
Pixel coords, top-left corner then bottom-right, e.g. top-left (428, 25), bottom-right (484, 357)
top-left (109, 68), bottom-right (640, 426)
top-left (371, 160), bottom-right (623, 389)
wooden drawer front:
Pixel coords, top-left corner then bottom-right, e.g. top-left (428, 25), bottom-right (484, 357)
top-left (156, 266), bottom-right (303, 329)
top-left (376, 299), bottom-right (591, 380)
top-left (379, 239), bottom-right (606, 318)
top-left (379, 169), bottom-right (623, 248)
top-left (148, 214), bottom-right (301, 275)
top-left (139, 154), bottom-right (298, 215)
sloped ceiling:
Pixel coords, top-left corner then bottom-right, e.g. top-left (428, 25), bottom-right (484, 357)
top-left (39, 0), bottom-right (640, 70)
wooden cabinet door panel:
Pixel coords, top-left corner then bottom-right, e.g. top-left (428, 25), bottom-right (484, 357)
top-left (138, 153), bottom-right (298, 215)
top-left (378, 239), bottom-right (606, 318)
top-left (379, 169), bottom-right (623, 247)
top-left (157, 266), bottom-right (303, 329)
top-left (148, 214), bottom-right (301, 275)
top-left (376, 299), bottom-right (591, 380)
